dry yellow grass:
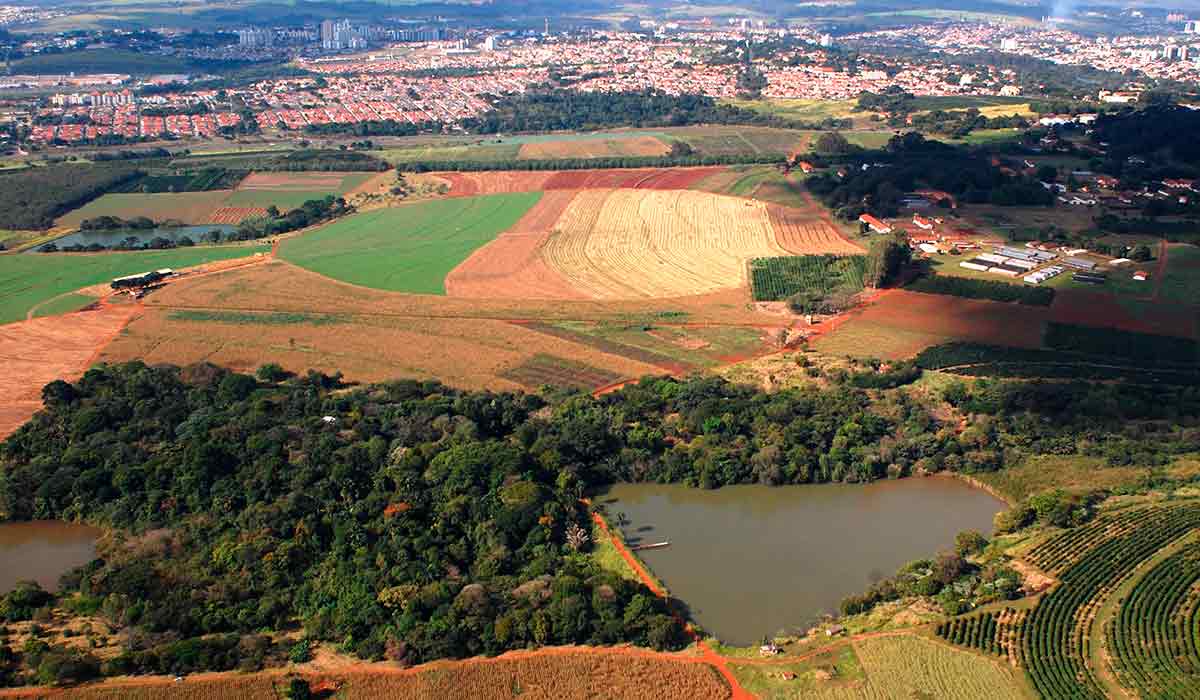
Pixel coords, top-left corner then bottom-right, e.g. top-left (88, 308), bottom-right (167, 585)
top-left (542, 189), bottom-right (790, 299)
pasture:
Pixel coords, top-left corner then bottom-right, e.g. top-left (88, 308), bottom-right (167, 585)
top-left (279, 193), bottom-right (541, 294)
top-left (517, 135), bottom-right (670, 160)
top-left (0, 245), bottom-right (268, 325)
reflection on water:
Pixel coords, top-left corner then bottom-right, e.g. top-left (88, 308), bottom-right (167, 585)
top-left (601, 477), bottom-right (1005, 646)
top-left (0, 521), bottom-right (101, 593)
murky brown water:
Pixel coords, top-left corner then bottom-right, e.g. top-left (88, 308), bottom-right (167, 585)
top-left (600, 477), bottom-right (1006, 645)
top-left (0, 521), bottom-right (101, 593)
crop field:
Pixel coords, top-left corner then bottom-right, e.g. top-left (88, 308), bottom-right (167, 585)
top-left (381, 142), bottom-right (524, 165)
top-left (445, 190), bottom-right (587, 300)
top-left (1107, 538), bottom-right (1200, 697)
top-left (768, 206), bottom-right (864, 254)
top-left (0, 244), bottom-right (268, 325)
top-left (1018, 502), bottom-right (1200, 700)
top-left (0, 301), bottom-right (139, 439)
top-left (56, 190), bottom-right (234, 227)
top-left (234, 172), bottom-right (372, 192)
top-left (279, 193), bottom-right (541, 294)
top-left (750, 255), bottom-right (868, 302)
top-left (518, 135), bottom-right (670, 159)
top-left (208, 206), bottom-right (269, 224)
top-left (1050, 289), bottom-right (1197, 340)
top-left (813, 290), bottom-right (1049, 358)
top-left (664, 125), bottom-right (809, 156)
top-left (435, 167), bottom-right (726, 197)
top-left (541, 189), bottom-right (790, 298)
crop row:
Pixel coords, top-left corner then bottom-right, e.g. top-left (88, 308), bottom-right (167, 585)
top-left (1107, 539), bottom-right (1200, 698)
top-left (937, 611), bottom-right (1004, 655)
top-left (1023, 504), bottom-right (1171, 575)
top-left (1020, 503), bottom-right (1200, 699)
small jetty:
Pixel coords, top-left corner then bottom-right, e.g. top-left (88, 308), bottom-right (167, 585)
top-left (630, 541), bottom-right (670, 552)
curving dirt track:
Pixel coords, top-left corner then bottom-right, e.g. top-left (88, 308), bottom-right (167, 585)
top-left (0, 301), bottom-right (139, 440)
top-left (444, 190), bottom-right (588, 300)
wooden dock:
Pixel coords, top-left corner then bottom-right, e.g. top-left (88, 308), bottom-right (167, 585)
top-left (630, 541), bottom-right (670, 552)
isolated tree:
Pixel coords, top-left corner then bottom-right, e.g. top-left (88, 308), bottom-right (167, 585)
top-left (814, 131), bottom-right (852, 155)
top-left (863, 237), bottom-right (910, 288)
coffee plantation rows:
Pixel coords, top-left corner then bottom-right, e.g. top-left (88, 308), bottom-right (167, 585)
top-left (1018, 503), bottom-right (1200, 700)
top-left (1107, 538), bottom-right (1200, 698)
top-left (936, 611), bottom-right (1005, 655)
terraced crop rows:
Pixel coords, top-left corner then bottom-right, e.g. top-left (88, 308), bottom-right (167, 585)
top-left (541, 189), bottom-right (789, 299)
top-left (1018, 503), bottom-right (1200, 700)
top-left (1107, 539), bottom-right (1200, 698)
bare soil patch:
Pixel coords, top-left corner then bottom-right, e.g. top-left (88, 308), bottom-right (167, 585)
top-left (435, 168), bottom-right (727, 196)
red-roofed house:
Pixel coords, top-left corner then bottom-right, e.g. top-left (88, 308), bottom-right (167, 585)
top-left (859, 214), bottom-right (892, 234)
top-left (912, 214), bottom-right (934, 230)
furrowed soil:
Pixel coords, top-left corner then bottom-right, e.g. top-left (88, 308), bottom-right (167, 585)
top-left (445, 190), bottom-right (586, 300)
top-left (208, 206), bottom-right (268, 224)
top-left (435, 167), bottom-right (726, 196)
top-left (540, 189), bottom-right (790, 299)
top-left (768, 205), bottom-right (863, 255)
top-left (0, 301), bottom-right (138, 439)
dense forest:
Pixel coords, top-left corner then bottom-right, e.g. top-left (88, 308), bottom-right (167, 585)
top-left (3, 361), bottom-right (1200, 684)
top-left (0, 163), bottom-right (140, 230)
top-left (1089, 106), bottom-right (1200, 180)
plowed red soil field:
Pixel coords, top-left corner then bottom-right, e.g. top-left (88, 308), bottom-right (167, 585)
top-left (436, 168), bottom-right (726, 196)
top-left (445, 190), bottom-right (586, 300)
top-left (0, 301), bottom-right (138, 439)
top-left (1048, 289), bottom-right (1197, 339)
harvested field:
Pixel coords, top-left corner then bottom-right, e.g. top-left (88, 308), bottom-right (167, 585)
top-left (280, 193), bottom-right (541, 294)
top-left (813, 290), bottom-right (1049, 359)
top-left (56, 191), bottom-right (233, 227)
top-left (768, 205), bottom-right (863, 255)
top-left (208, 206), bottom-right (268, 224)
top-left (445, 190), bottom-right (586, 300)
top-left (518, 135), bottom-right (670, 160)
top-left (435, 168), bottom-right (725, 196)
top-left (541, 189), bottom-right (790, 299)
top-left (0, 301), bottom-right (137, 439)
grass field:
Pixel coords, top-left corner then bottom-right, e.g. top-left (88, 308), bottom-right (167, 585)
top-left (720, 98), bottom-right (862, 123)
top-left (381, 142), bottom-right (523, 165)
top-left (279, 193), bottom-right (541, 294)
top-left (30, 293), bottom-right (97, 319)
top-left (0, 245), bottom-right (268, 325)
top-left (223, 190), bottom-right (343, 210)
top-left (56, 191), bottom-right (234, 227)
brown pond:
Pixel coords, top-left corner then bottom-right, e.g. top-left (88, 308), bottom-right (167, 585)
top-left (0, 521), bottom-right (102, 593)
top-left (600, 477), bottom-right (1006, 646)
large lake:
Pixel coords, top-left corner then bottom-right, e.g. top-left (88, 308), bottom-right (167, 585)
top-left (0, 521), bottom-right (102, 593)
top-left (600, 478), bottom-right (1006, 645)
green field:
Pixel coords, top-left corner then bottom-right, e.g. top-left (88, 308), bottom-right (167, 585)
top-left (750, 255), bottom-right (867, 303)
top-left (30, 292), bottom-right (98, 318)
top-left (380, 143), bottom-right (523, 165)
top-left (279, 193), bottom-right (541, 294)
top-left (56, 191), bottom-right (234, 227)
top-left (0, 245), bottom-right (267, 325)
